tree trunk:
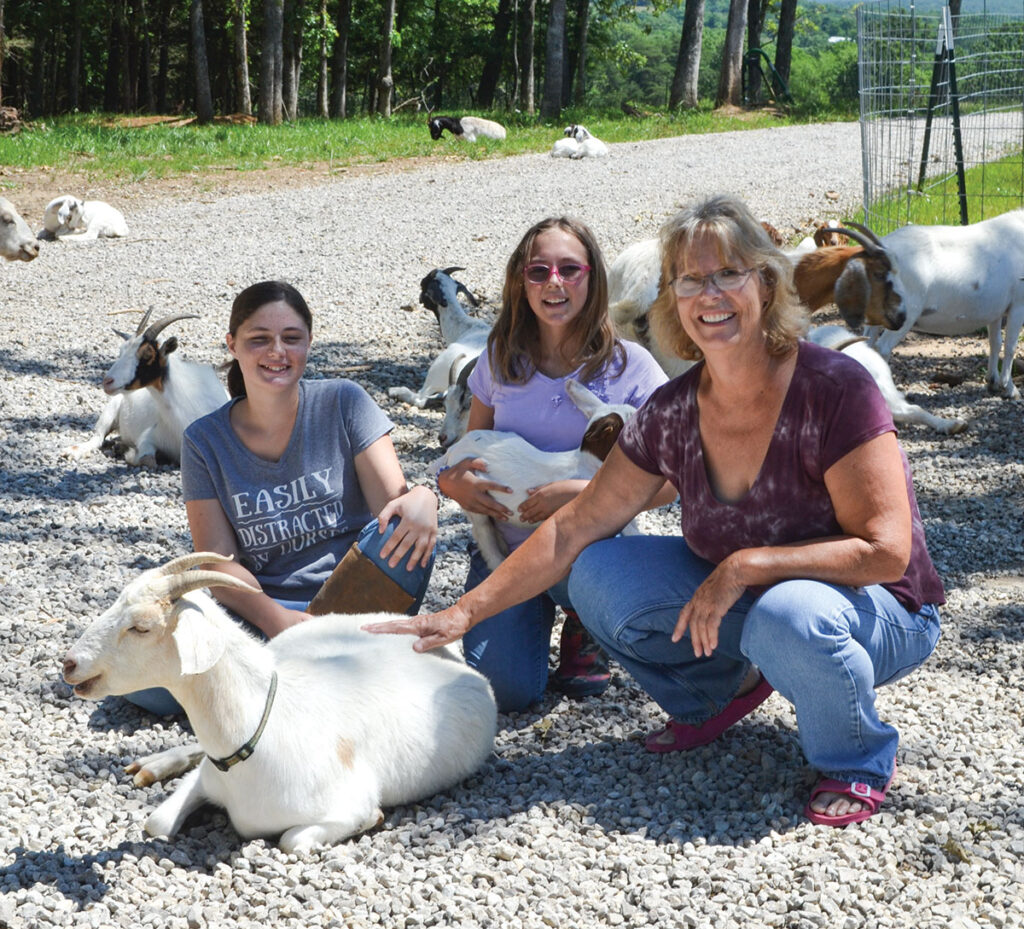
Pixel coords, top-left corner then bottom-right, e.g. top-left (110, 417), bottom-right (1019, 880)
top-left (715, 0), bottom-right (747, 108)
top-left (68, 0), bottom-right (82, 111)
top-left (0, 0), bottom-right (5, 107)
top-left (773, 0), bottom-right (797, 86)
top-left (572, 0), bottom-right (590, 106)
top-left (520, 0), bottom-right (535, 114)
top-left (478, 0), bottom-right (513, 108)
top-left (316, 0), bottom-right (329, 117)
top-left (283, 0), bottom-right (304, 120)
top-left (330, 0), bottom-right (350, 118)
top-left (376, 0), bottom-right (396, 117)
top-left (233, 0), bottom-right (252, 115)
top-left (104, 1), bottom-right (126, 111)
top-left (260, 0), bottom-right (284, 124)
top-left (540, 0), bottom-right (565, 118)
top-left (192, 0), bottom-right (214, 122)
top-left (138, 0), bottom-right (155, 112)
top-left (746, 0), bottom-right (763, 105)
top-left (669, 0), bottom-right (705, 110)
top-left (156, 0), bottom-right (170, 112)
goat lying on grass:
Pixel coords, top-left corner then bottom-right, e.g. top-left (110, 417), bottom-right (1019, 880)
top-left (433, 380), bottom-right (636, 571)
top-left (0, 196), bottom-right (40, 262)
top-left (62, 552), bottom-right (497, 853)
top-left (63, 309), bottom-right (228, 467)
top-left (428, 115), bottom-right (507, 142)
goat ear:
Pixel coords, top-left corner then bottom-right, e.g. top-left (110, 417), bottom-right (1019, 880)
top-left (160, 336), bottom-right (180, 358)
top-left (581, 415), bottom-right (625, 461)
top-left (834, 260), bottom-right (869, 328)
top-left (171, 602), bottom-right (226, 676)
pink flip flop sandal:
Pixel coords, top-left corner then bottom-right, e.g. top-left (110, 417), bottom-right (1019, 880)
top-left (804, 766), bottom-right (897, 827)
top-left (644, 675), bottom-right (774, 752)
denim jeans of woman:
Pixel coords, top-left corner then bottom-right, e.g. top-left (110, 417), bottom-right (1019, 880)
top-left (125, 517), bottom-right (435, 717)
top-left (462, 546), bottom-right (574, 713)
top-left (568, 535), bottom-right (940, 789)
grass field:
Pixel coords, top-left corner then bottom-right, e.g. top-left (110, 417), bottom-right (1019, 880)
top-left (0, 107), bottom-right (810, 183)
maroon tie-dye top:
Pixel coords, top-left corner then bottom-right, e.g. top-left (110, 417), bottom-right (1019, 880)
top-left (619, 340), bottom-right (945, 612)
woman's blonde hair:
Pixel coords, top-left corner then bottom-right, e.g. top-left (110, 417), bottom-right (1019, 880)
top-left (648, 194), bottom-right (807, 362)
top-left (488, 216), bottom-right (624, 384)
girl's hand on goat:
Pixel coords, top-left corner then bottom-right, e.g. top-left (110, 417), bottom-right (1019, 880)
top-left (362, 603), bottom-right (471, 652)
top-left (671, 554), bottom-right (747, 657)
top-left (518, 479), bottom-right (588, 523)
top-left (437, 457), bottom-right (513, 520)
top-left (377, 485), bottom-right (439, 569)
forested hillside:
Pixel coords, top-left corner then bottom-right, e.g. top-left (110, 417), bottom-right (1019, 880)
top-left (0, 0), bottom-right (866, 122)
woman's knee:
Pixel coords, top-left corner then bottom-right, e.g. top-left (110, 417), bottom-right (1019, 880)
top-left (741, 579), bottom-right (837, 661)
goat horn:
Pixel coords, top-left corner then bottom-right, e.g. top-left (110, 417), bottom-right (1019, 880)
top-left (143, 312), bottom-right (200, 342)
top-left (833, 222), bottom-right (886, 255)
top-left (112, 327), bottom-right (130, 341)
top-left (439, 266), bottom-right (465, 276)
top-left (134, 307), bottom-right (154, 336)
top-left (157, 551), bottom-right (235, 576)
top-left (150, 570), bottom-right (261, 604)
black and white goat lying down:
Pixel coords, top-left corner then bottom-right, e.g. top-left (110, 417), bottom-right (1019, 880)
top-left (428, 115), bottom-right (507, 142)
top-left (63, 309), bottom-right (229, 466)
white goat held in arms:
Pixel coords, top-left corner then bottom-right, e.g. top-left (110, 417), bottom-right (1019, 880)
top-left (62, 553), bottom-right (497, 853)
top-left (389, 267), bottom-right (490, 412)
top-left (848, 212), bottom-right (1024, 399)
top-left (428, 115), bottom-right (507, 142)
top-left (0, 196), bottom-right (40, 262)
top-left (434, 380), bottom-right (637, 570)
top-left (63, 309), bottom-right (229, 466)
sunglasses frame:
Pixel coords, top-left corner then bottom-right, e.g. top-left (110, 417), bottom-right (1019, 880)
top-left (523, 262), bottom-right (592, 285)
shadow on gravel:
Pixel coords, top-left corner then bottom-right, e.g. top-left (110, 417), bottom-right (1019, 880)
top-left (0, 345), bottom-right (105, 383)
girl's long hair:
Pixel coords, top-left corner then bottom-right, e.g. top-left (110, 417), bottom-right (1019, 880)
top-left (226, 280), bottom-right (313, 398)
top-left (488, 216), bottom-right (623, 384)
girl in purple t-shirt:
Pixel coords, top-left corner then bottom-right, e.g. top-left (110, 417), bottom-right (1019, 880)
top-left (436, 217), bottom-right (669, 711)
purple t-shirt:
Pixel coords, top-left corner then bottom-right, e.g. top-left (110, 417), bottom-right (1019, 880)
top-left (619, 340), bottom-right (945, 612)
top-left (469, 340), bottom-right (668, 548)
top-left (469, 340), bottom-right (668, 452)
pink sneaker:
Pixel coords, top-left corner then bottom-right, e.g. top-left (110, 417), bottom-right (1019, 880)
top-left (645, 675), bottom-right (774, 752)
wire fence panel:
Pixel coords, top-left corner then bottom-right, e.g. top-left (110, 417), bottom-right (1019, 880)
top-left (858, 1), bottom-right (1024, 235)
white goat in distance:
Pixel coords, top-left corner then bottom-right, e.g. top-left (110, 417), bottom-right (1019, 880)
top-left (41, 195), bottom-right (129, 241)
top-left (433, 380), bottom-right (637, 570)
top-left (62, 552), bottom-right (497, 853)
top-left (63, 308), bottom-right (228, 466)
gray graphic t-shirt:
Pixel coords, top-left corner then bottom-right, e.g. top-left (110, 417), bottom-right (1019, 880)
top-left (182, 378), bottom-right (393, 601)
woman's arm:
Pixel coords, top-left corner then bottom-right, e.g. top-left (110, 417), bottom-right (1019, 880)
top-left (677, 431), bottom-right (913, 656)
top-left (365, 445), bottom-right (667, 650)
top-left (185, 498), bottom-right (309, 637)
top-left (354, 434), bottom-right (438, 570)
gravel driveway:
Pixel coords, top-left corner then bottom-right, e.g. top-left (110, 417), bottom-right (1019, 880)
top-left (1, 121), bottom-right (1022, 929)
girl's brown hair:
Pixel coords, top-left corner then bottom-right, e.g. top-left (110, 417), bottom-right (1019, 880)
top-left (648, 194), bottom-right (808, 363)
top-left (488, 216), bottom-right (624, 384)
top-left (226, 280), bottom-right (313, 398)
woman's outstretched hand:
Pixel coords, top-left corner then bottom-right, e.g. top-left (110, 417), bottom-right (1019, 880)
top-left (363, 603), bottom-right (472, 652)
top-left (672, 554), bottom-right (747, 657)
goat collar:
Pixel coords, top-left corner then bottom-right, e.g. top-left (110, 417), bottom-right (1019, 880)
top-left (208, 671), bottom-right (278, 772)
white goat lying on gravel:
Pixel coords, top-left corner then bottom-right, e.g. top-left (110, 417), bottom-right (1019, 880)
top-left (389, 267), bottom-right (490, 411)
top-left (0, 196), bottom-right (40, 261)
top-left (433, 380), bottom-right (636, 570)
top-left (63, 309), bottom-right (229, 466)
top-left (44, 195), bottom-right (129, 240)
top-left (62, 552), bottom-right (497, 853)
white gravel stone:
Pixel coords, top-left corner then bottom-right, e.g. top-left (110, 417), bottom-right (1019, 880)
top-left (0, 123), bottom-right (1021, 927)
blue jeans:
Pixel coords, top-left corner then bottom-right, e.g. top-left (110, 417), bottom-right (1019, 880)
top-left (568, 535), bottom-right (941, 789)
top-left (125, 517), bottom-right (435, 717)
top-left (463, 547), bottom-right (574, 713)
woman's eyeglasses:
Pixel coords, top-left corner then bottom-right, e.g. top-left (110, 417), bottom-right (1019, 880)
top-left (670, 267), bottom-right (754, 298)
top-left (523, 262), bottom-right (591, 285)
